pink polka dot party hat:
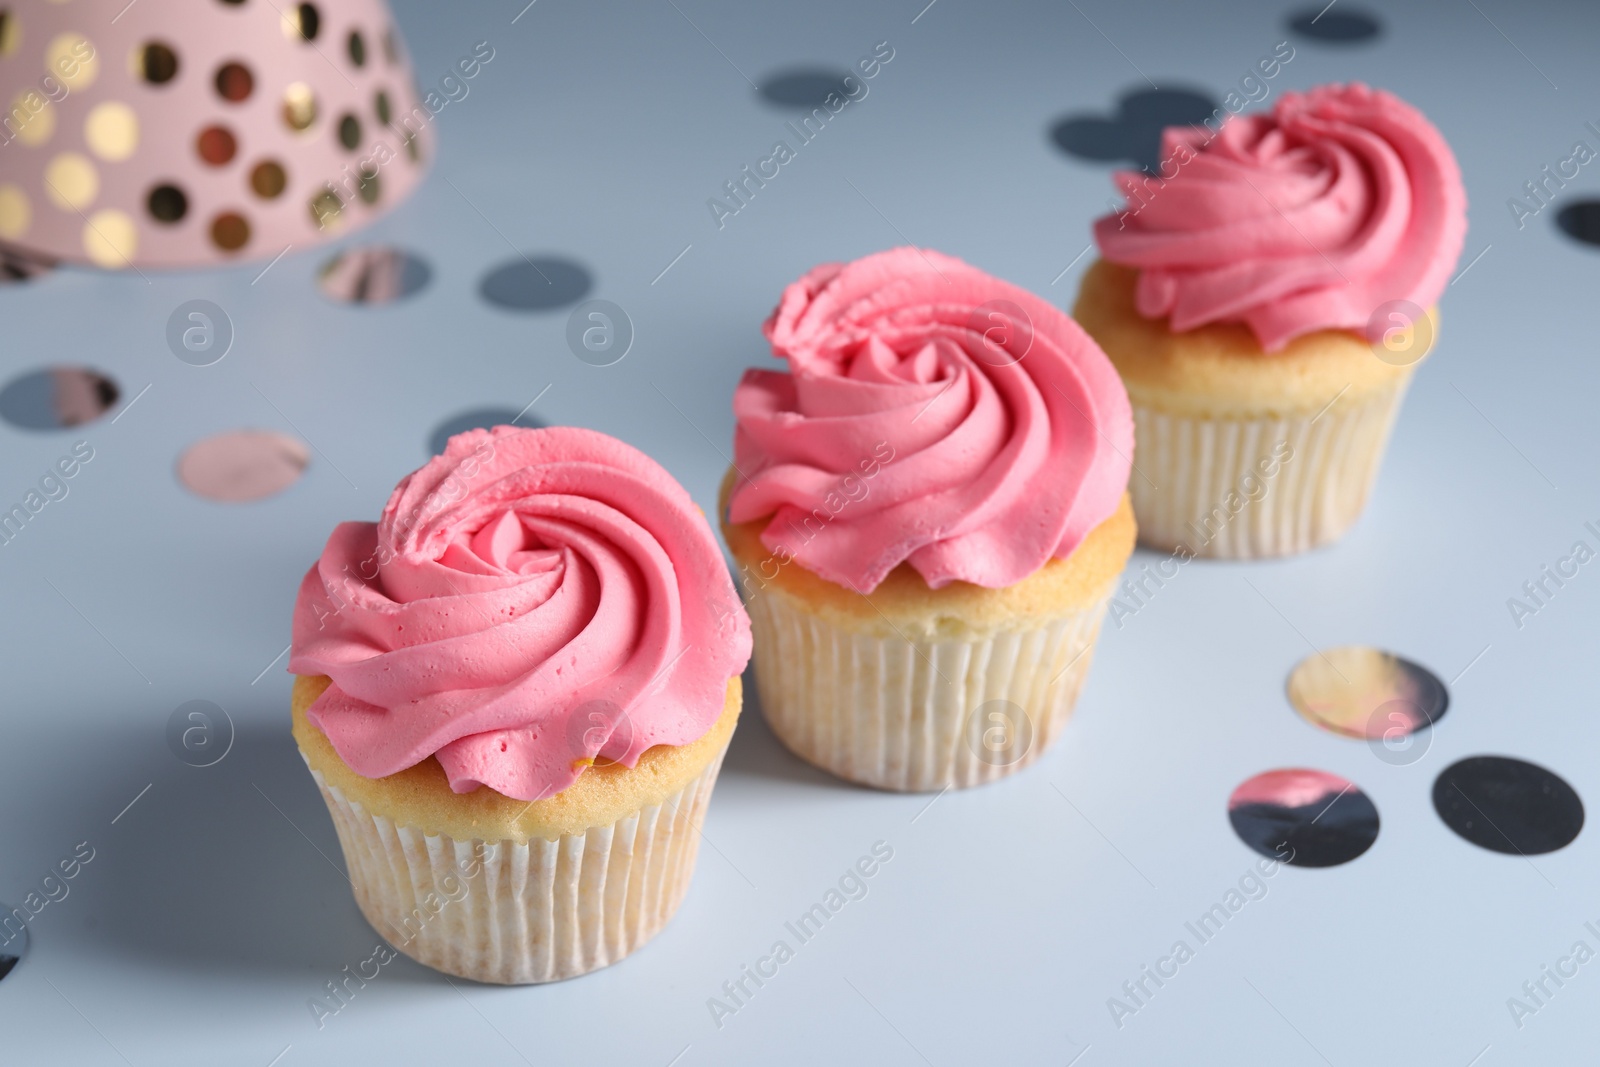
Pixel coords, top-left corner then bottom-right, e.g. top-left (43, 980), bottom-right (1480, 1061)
top-left (0, 0), bottom-right (433, 269)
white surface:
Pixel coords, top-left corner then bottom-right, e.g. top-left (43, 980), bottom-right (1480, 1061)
top-left (2, 0), bottom-right (1597, 1063)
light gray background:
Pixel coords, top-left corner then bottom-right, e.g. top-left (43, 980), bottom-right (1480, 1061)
top-left (2, 0), bottom-right (1597, 1063)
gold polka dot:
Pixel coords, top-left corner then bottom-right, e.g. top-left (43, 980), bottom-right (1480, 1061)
top-left (0, 12), bottom-right (20, 58)
top-left (280, 3), bottom-right (320, 42)
top-left (0, 184), bottom-right (31, 239)
top-left (196, 124), bottom-right (236, 165)
top-left (131, 41), bottom-right (179, 85)
top-left (210, 211), bottom-right (249, 251)
top-left (46, 33), bottom-right (97, 91)
top-left (8, 90), bottom-right (55, 146)
top-left (214, 60), bottom-right (253, 102)
top-left (146, 183), bottom-right (186, 222)
top-left (337, 113), bottom-right (360, 150)
top-left (85, 101), bottom-right (138, 161)
top-left (83, 209), bottom-right (137, 268)
top-left (44, 152), bottom-right (97, 210)
top-left (250, 160), bottom-right (287, 198)
top-left (282, 81), bottom-right (316, 132)
top-left (308, 188), bottom-right (342, 230)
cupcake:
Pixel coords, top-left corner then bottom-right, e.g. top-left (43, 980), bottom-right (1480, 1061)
top-left (1077, 83), bottom-right (1467, 558)
top-left (722, 248), bottom-right (1135, 792)
top-left (288, 426), bottom-right (751, 984)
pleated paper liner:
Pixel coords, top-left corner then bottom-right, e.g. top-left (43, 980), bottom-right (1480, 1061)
top-left (746, 584), bottom-right (1112, 792)
top-left (1127, 371), bottom-right (1411, 558)
top-left (308, 740), bottom-right (728, 985)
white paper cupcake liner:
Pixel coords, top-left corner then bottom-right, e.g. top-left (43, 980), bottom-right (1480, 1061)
top-left (745, 587), bottom-right (1112, 791)
top-left (307, 741), bottom-right (727, 984)
top-left (1128, 374), bottom-right (1412, 558)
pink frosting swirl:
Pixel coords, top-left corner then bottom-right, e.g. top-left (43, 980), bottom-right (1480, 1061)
top-left (728, 247), bottom-right (1132, 593)
top-left (1093, 83), bottom-right (1467, 352)
top-left (288, 426), bottom-right (751, 802)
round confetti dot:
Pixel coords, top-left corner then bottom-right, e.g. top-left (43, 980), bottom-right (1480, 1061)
top-left (43, 152), bottom-right (97, 210)
top-left (196, 125), bottom-right (236, 165)
top-left (347, 29), bottom-right (366, 67)
top-left (374, 89), bottom-right (391, 124)
top-left (177, 430), bottom-right (310, 502)
top-left (357, 170), bottom-right (379, 204)
top-left (318, 246), bottom-right (431, 305)
top-left (214, 60), bottom-right (253, 102)
top-left (479, 256), bottom-right (593, 312)
top-left (0, 912), bottom-right (26, 982)
top-left (1287, 646), bottom-right (1447, 740)
top-left (84, 101), bottom-right (139, 161)
top-left (1288, 7), bottom-right (1382, 42)
top-left (1556, 200), bottom-right (1600, 248)
top-left (250, 160), bottom-right (287, 198)
top-left (0, 184), bottom-right (31, 239)
top-left (209, 211), bottom-right (250, 251)
top-left (9, 90), bottom-right (55, 146)
top-left (337, 113), bottom-right (360, 150)
top-left (134, 41), bottom-right (179, 84)
top-left (1434, 756), bottom-right (1584, 855)
top-left (146, 183), bottom-right (187, 223)
top-left (0, 365), bottom-right (119, 431)
top-left (282, 81), bottom-right (317, 132)
top-left (46, 33), bottom-right (97, 91)
top-left (757, 68), bottom-right (854, 109)
top-left (281, 3), bottom-right (321, 42)
top-left (0, 12), bottom-right (20, 59)
top-left (427, 407), bottom-right (541, 457)
top-left (1051, 87), bottom-right (1220, 173)
top-left (82, 208), bottom-right (137, 267)
top-left (1229, 768), bottom-right (1379, 868)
